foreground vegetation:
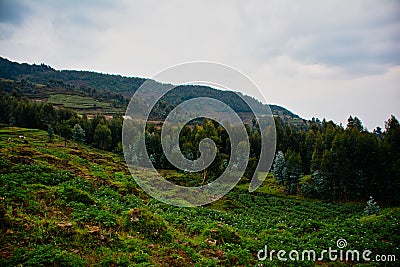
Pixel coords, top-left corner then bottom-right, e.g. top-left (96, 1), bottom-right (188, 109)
top-left (1, 127), bottom-right (398, 266)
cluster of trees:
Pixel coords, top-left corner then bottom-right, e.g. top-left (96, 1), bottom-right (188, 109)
top-left (133, 113), bottom-right (400, 204)
top-left (125, 119), bottom-right (255, 183)
top-left (273, 115), bottom-right (400, 204)
top-left (0, 92), bottom-right (123, 153)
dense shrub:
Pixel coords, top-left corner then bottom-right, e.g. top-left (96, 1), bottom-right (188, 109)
top-left (124, 208), bottom-right (172, 242)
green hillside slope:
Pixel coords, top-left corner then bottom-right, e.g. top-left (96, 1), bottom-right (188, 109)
top-left (1, 127), bottom-right (398, 266)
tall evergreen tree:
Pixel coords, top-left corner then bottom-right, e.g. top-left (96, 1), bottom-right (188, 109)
top-left (283, 150), bottom-right (302, 195)
top-left (47, 126), bottom-right (54, 142)
top-left (73, 124), bottom-right (86, 143)
top-left (272, 151), bottom-right (286, 185)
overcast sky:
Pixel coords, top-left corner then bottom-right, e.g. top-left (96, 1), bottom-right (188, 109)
top-left (0, 0), bottom-right (399, 129)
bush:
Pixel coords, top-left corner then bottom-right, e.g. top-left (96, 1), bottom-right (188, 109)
top-left (203, 222), bottom-right (241, 245)
top-left (124, 208), bottom-right (172, 242)
top-left (364, 196), bottom-right (380, 215)
top-left (99, 254), bottom-right (130, 267)
top-left (1, 245), bottom-right (85, 267)
top-left (58, 184), bottom-right (96, 205)
top-left (70, 202), bottom-right (117, 227)
top-left (9, 164), bottom-right (72, 186)
top-left (0, 158), bottom-right (11, 173)
top-left (0, 196), bottom-right (7, 226)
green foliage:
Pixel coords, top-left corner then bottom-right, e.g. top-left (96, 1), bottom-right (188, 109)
top-left (1, 88), bottom-right (400, 204)
top-left (313, 170), bottom-right (330, 199)
top-left (272, 151), bottom-right (286, 184)
top-left (1, 80), bottom-right (399, 204)
top-left (0, 92), bottom-right (122, 152)
top-left (0, 196), bottom-right (7, 226)
top-left (2, 245), bottom-right (85, 267)
top-left (203, 222), bottom-right (241, 245)
top-left (70, 202), bottom-right (117, 227)
top-left (73, 123), bottom-right (86, 143)
top-left (48, 94), bottom-right (112, 110)
top-left (0, 127), bottom-right (399, 266)
top-left (0, 157), bottom-right (11, 173)
top-left (58, 184), bottom-right (96, 205)
top-left (347, 115), bottom-right (364, 132)
top-left (0, 56), bottom-right (301, 122)
top-left (1, 54), bottom-right (400, 265)
top-left (99, 254), bottom-right (131, 267)
top-left (9, 115), bottom-right (16, 126)
top-left (364, 196), bottom-right (380, 215)
top-left (56, 121), bottom-right (73, 144)
top-left (272, 150), bottom-right (302, 195)
top-left (94, 123), bottom-right (112, 150)
top-left (124, 208), bottom-right (172, 242)
top-left (47, 126), bottom-right (54, 142)
top-left (2, 164), bottom-right (72, 187)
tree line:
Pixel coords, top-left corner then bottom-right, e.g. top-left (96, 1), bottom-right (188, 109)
top-left (1, 92), bottom-right (399, 205)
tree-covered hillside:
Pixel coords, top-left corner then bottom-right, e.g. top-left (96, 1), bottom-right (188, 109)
top-left (0, 56), bottom-right (302, 124)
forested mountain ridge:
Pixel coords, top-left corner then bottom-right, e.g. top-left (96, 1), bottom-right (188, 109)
top-left (0, 56), bottom-right (302, 124)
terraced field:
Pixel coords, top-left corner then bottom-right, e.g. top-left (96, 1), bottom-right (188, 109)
top-left (47, 94), bottom-right (119, 114)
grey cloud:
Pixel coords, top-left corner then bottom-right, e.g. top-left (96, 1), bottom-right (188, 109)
top-left (0, 0), bottom-right (30, 25)
top-left (238, 0), bottom-right (400, 76)
top-left (289, 25), bottom-right (400, 75)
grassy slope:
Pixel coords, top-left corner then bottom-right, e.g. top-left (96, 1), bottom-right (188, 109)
top-left (0, 127), bottom-right (399, 266)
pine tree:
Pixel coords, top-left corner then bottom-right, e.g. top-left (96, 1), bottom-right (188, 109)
top-left (9, 116), bottom-right (16, 126)
top-left (73, 124), bottom-right (86, 143)
top-left (312, 170), bottom-right (331, 200)
top-left (364, 196), bottom-right (380, 215)
top-left (383, 115), bottom-right (400, 203)
top-left (272, 151), bottom-right (286, 184)
top-left (347, 115), bottom-right (363, 132)
top-left (283, 150), bottom-right (302, 194)
top-left (47, 126), bottom-right (54, 142)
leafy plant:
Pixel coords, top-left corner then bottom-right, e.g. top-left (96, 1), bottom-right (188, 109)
top-left (2, 245), bottom-right (85, 267)
top-left (124, 208), bottom-right (172, 242)
top-left (58, 184), bottom-right (96, 205)
top-left (364, 196), bottom-right (380, 215)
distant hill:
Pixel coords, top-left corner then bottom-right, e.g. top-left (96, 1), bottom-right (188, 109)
top-left (0, 56), bottom-right (304, 125)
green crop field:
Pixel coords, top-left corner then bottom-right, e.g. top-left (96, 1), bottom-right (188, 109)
top-left (47, 94), bottom-right (115, 112)
top-left (0, 127), bottom-right (399, 266)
